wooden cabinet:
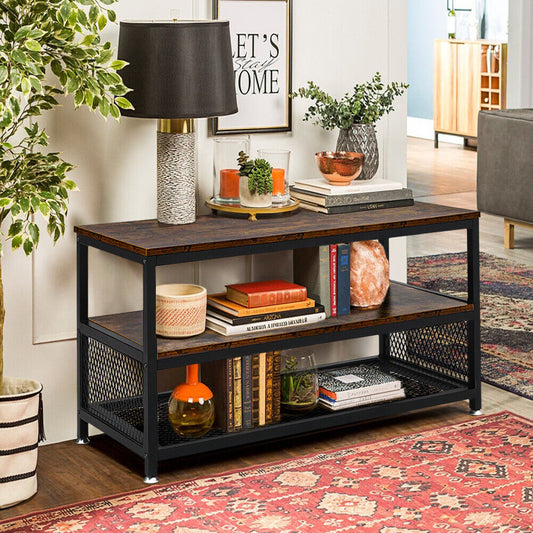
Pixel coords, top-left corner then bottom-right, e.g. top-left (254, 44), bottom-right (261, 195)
top-left (434, 39), bottom-right (507, 147)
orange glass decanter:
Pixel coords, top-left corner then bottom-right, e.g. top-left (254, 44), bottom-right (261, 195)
top-left (168, 364), bottom-right (215, 438)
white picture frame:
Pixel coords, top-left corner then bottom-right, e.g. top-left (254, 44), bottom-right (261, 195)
top-left (212, 0), bottom-right (292, 134)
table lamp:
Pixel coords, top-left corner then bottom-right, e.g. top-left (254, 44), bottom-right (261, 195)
top-left (117, 21), bottom-right (238, 224)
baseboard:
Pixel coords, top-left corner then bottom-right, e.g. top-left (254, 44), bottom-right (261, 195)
top-left (407, 117), bottom-right (463, 145)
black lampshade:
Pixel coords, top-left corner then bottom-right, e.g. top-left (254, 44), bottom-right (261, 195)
top-left (117, 21), bottom-right (238, 119)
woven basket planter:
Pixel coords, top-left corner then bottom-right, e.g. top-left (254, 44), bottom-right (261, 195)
top-left (0, 377), bottom-right (43, 509)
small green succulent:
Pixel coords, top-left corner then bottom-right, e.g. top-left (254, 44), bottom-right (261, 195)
top-left (237, 151), bottom-right (273, 195)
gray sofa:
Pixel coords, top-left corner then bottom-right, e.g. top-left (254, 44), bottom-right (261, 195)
top-left (477, 109), bottom-right (533, 248)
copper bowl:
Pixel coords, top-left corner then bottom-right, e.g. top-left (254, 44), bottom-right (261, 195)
top-left (315, 151), bottom-right (365, 185)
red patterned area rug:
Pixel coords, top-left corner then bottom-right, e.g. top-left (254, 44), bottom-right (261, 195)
top-left (2, 412), bottom-right (533, 532)
top-left (408, 252), bottom-right (533, 400)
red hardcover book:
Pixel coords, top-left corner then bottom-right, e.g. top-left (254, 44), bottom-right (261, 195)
top-left (330, 245), bottom-right (337, 317)
top-left (226, 280), bottom-right (307, 308)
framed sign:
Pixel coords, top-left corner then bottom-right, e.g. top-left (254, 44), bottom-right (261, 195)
top-left (448, 0), bottom-right (473, 11)
top-left (212, 0), bottom-right (292, 134)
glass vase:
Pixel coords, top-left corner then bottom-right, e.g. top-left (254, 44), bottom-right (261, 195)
top-left (336, 124), bottom-right (379, 180)
top-left (257, 149), bottom-right (291, 206)
top-left (168, 364), bottom-right (215, 438)
top-left (280, 349), bottom-right (318, 413)
top-left (213, 137), bottom-right (250, 204)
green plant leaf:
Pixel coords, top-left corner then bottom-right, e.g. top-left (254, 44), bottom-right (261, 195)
top-left (19, 197), bottom-right (30, 212)
top-left (12, 235), bottom-right (23, 249)
top-left (8, 220), bottom-right (23, 237)
top-left (110, 60), bottom-right (127, 71)
top-left (29, 223), bottom-right (40, 243)
top-left (25, 39), bottom-right (42, 51)
top-left (115, 97), bottom-right (133, 109)
top-left (23, 239), bottom-right (34, 255)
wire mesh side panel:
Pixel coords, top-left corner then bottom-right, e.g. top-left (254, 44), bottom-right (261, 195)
top-left (81, 337), bottom-right (144, 444)
top-left (387, 322), bottom-right (469, 382)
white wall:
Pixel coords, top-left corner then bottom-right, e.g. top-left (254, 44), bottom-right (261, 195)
top-left (3, 0), bottom-right (408, 444)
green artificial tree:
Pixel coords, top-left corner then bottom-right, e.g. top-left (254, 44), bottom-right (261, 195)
top-left (0, 0), bottom-right (132, 394)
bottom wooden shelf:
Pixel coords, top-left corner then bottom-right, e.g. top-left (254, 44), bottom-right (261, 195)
top-left (84, 357), bottom-right (471, 462)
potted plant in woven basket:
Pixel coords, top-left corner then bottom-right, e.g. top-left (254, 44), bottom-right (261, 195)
top-left (292, 73), bottom-right (408, 180)
top-left (0, 0), bottom-right (130, 508)
top-left (237, 150), bottom-right (273, 208)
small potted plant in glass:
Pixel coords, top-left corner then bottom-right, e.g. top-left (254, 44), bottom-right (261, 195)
top-left (292, 73), bottom-right (408, 180)
top-left (237, 151), bottom-right (273, 208)
top-left (280, 349), bottom-right (318, 413)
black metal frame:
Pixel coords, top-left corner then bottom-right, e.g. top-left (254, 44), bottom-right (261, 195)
top-left (76, 216), bottom-right (481, 481)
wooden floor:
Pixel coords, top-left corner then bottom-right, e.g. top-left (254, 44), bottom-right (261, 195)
top-left (3, 138), bottom-right (532, 520)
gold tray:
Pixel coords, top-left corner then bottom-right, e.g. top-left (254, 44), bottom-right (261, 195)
top-left (205, 198), bottom-right (300, 221)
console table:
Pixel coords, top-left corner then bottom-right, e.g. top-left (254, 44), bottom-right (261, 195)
top-left (75, 202), bottom-right (481, 482)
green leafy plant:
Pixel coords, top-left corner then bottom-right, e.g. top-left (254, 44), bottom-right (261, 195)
top-left (291, 72), bottom-right (408, 130)
top-left (237, 150), bottom-right (273, 195)
top-left (0, 0), bottom-right (132, 393)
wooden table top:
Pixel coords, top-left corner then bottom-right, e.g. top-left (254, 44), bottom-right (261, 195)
top-left (74, 202), bottom-right (479, 257)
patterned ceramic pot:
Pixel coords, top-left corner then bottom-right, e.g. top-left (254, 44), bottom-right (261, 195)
top-left (336, 124), bottom-right (379, 180)
top-left (156, 284), bottom-right (207, 337)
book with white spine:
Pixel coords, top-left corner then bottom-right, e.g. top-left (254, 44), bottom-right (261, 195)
top-left (319, 388), bottom-right (406, 411)
top-left (318, 365), bottom-right (402, 401)
top-left (293, 178), bottom-right (403, 196)
top-left (206, 311), bottom-right (326, 336)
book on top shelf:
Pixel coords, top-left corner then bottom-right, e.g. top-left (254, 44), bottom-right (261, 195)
top-left (293, 178), bottom-right (403, 195)
top-left (206, 311), bottom-right (326, 336)
top-left (293, 246), bottom-right (331, 317)
top-left (319, 388), bottom-right (406, 411)
top-left (207, 303), bottom-right (325, 326)
top-left (298, 197), bottom-right (414, 215)
top-left (318, 365), bottom-right (402, 401)
top-left (226, 280), bottom-right (307, 308)
top-left (207, 293), bottom-right (316, 317)
top-left (290, 186), bottom-right (413, 207)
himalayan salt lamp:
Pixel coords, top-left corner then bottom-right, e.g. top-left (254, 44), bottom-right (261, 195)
top-left (350, 240), bottom-right (390, 308)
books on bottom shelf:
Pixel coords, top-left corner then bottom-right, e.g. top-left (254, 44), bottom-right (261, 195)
top-left (318, 365), bottom-right (402, 401)
top-left (319, 388), bottom-right (406, 411)
top-left (206, 310), bottom-right (326, 336)
top-left (202, 351), bottom-right (281, 432)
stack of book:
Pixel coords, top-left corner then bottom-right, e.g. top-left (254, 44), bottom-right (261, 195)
top-left (206, 280), bottom-right (326, 336)
top-left (290, 178), bottom-right (414, 214)
top-left (318, 365), bottom-right (405, 411)
top-left (293, 244), bottom-right (351, 318)
top-left (202, 351), bottom-right (281, 432)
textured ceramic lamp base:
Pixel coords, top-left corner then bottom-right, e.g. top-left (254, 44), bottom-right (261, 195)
top-left (157, 126), bottom-right (196, 225)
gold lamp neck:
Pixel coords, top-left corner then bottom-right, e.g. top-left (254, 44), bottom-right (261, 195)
top-left (158, 119), bottom-right (194, 134)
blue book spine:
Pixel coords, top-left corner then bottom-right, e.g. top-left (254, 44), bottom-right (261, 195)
top-left (337, 243), bottom-right (351, 316)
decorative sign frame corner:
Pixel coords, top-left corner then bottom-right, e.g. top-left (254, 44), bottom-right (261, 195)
top-left (212, 0), bottom-right (293, 135)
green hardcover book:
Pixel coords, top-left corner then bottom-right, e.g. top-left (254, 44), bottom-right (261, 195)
top-left (233, 357), bottom-right (242, 431)
top-left (251, 354), bottom-right (260, 427)
top-left (293, 246), bottom-right (331, 317)
top-left (242, 354), bottom-right (253, 429)
top-left (272, 350), bottom-right (281, 423)
top-left (265, 352), bottom-right (274, 425)
top-left (201, 358), bottom-right (234, 432)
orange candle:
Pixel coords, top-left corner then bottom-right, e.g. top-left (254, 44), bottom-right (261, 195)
top-left (219, 169), bottom-right (240, 198)
top-left (272, 168), bottom-right (285, 195)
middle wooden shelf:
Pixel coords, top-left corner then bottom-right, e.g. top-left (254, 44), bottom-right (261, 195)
top-left (86, 282), bottom-right (474, 368)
